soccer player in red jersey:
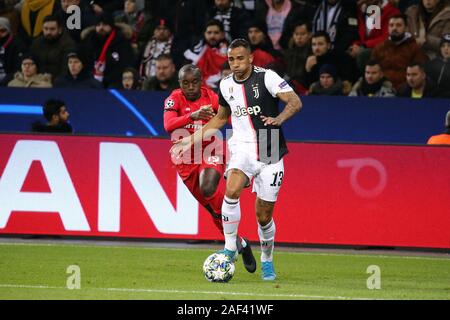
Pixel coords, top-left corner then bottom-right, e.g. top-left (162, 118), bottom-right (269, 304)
top-left (163, 64), bottom-right (256, 273)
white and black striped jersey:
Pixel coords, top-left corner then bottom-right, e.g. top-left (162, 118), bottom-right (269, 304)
top-left (218, 66), bottom-right (294, 164)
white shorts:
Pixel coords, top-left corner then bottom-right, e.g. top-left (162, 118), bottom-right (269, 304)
top-left (225, 142), bottom-right (285, 202)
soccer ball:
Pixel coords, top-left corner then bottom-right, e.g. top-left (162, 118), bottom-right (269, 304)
top-left (203, 252), bottom-right (235, 283)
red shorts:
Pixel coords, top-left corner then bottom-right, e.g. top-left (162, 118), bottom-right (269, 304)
top-left (176, 156), bottom-right (225, 206)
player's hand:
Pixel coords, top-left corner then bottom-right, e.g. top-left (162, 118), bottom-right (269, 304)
top-left (260, 115), bottom-right (283, 127)
top-left (190, 105), bottom-right (215, 121)
top-left (170, 136), bottom-right (193, 159)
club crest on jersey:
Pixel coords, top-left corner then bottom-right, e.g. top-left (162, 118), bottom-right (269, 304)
top-left (207, 156), bottom-right (220, 165)
top-left (234, 105), bottom-right (261, 117)
top-left (165, 99), bottom-right (175, 110)
top-left (252, 84), bottom-right (259, 99)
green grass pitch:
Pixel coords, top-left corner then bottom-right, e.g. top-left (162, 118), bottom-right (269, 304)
top-left (0, 242), bottom-right (449, 300)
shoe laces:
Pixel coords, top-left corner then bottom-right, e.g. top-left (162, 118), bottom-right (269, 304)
top-left (262, 261), bottom-right (274, 275)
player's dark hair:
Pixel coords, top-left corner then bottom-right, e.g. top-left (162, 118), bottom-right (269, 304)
top-left (389, 14), bottom-right (408, 26)
top-left (43, 99), bottom-right (65, 121)
top-left (178, 64), bottom-right (202, 81)
top-left (205, 19), bottom-right (224, 32)
top-left (229, 38), bottom-right (251, 51)
top-left (312, 31), bottom-right (331, 43)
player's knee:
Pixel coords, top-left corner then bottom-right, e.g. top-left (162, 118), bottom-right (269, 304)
top-left (256, 199), bottom-right (274, 225)
top-left (225, 179), bottom-right (245, 199)
top-left (225, 187), bottom-right (242, 199)
top-left (200, 182), bottom-right (217, 198)
top-left (257, 214), bottom-right (272, 226)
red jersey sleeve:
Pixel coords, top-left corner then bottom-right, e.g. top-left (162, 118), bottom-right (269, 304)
top-left (209, 88), bottom-right (220, 113)
top-left (163, 94), bottom-right (192, 133)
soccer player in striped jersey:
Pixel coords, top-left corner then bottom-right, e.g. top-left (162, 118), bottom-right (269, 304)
top-left (171, 39), bottom-right (302, 280)
top-left (165, 64), bottom-right (256, 274)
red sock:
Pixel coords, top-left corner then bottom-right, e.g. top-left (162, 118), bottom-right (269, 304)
top-left (204, 186), bottom-right (225, 234)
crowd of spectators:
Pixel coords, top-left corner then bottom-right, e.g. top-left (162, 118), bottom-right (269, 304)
top-left (1, 0), bottom-right (450, 98)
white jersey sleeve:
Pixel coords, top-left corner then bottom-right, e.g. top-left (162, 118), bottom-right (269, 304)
top-left (264, 69), bottom-right (293, 98)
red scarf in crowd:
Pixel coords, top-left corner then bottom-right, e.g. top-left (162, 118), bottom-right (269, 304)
top-left (93, 29), bottom-right (117, 82)
top-left (196, 45), bottom-right (227, 88)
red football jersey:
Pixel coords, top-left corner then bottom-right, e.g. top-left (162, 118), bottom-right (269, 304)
top-left (164, 86), bottom-right (224, 165)
top-left (163, 86), bottom-right (219, 135)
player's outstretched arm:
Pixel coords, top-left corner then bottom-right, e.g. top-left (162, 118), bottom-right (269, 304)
top-left (199, 105), bottom-right (230, 139)
top-left (261, 91), bottom-right (302, 127)
top-left (170, 105), bottom-right (230, 157)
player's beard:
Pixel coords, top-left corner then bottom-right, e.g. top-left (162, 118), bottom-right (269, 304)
top-left (234, 68), bottom-right (251, 81)
top-left (234, 70), bottom-right (244, 79)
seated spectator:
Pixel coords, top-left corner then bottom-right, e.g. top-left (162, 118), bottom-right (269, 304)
top-left (0, 17), bottom-right (26, 86)
top-left (425, 33), bottom-right (450, 97)
top-left (139, 18), bottom-right (175, 80)
top-left (8, 53), bottom-right (52, 88)
top-left (137, 0), bottom-right (168, 52)
top-left (427, 110), bottom-right (450, 145)
top-left (349, 0), bottom-right (400, 72)
top-left (371, 14), bottom-right (428, 91)
top-left (114, 0), bottom-right (145, 51)
top-left (262, 0), bottom-right (292, 50)
top-left (305, 31), bottom-right (357, 92)
top-left (120, 67), bottom-right (140, 90)
top-left (208, 0), bottom-right (251, 42)
top-left (406, 0), bottom-right (450, 59)
top-left (57, 0), bottom-right (96, 42)
top-left (53, 51), bottom-right (102, 89)
top-left (312, 0), bottom-right (359, 56)
top-left (309, 64), bottom-right (344, 95)
top-left (0, 0), bottom-right (20, 35)
top-left (283, 21), bottom-right (312, 94)
top-left (247, 20), bottom-right (278, 69)
top-left (142, 54), bottom-right (179, 91)
top-left (32, 99), bottom-right (72, 133)
top-left (30, 14), bottom-right (76, 81)
top-left (349, 60), bottom-right (396, 97)
top-left (398, 62), bottom-right (440, 98)
top-left (278, 1), bottom-right (318, 50)
top-left (18, 0), bottom-right (58, 46)
top-left (305, 31), bottom-right (332, 84)
top-left (80, 13), bottom-right (135, 88)
top-left (184, 19), bottom-right (228, 89)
